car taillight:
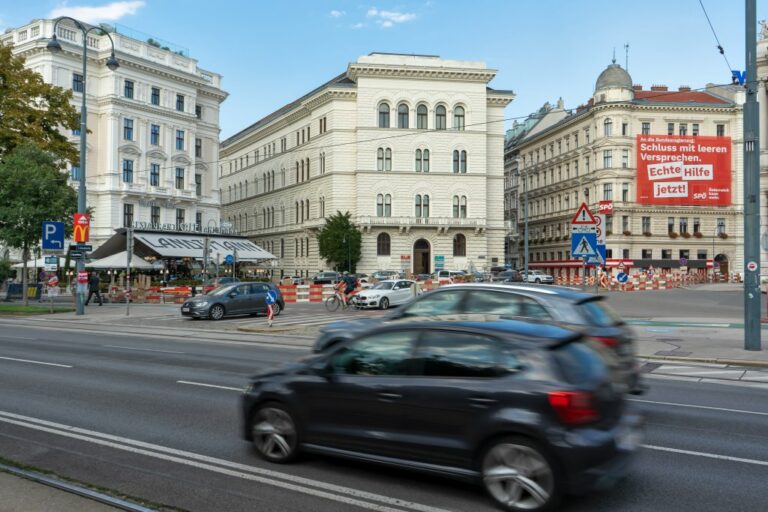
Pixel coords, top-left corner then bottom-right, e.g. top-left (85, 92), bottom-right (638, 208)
top-left (588, 336), bottom-right (619, 348)
top-left (548, 391), bottom-right (600, 425)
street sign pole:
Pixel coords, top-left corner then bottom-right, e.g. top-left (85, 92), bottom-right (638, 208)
top-left (126, 228), bottom-right (133, 317)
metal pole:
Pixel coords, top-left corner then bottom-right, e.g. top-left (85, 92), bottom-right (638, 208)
top-left (126, 228), bottom-right (132, 316)
top-left (74, 29), bottom-right (88, 317)
top-left (744, 0), bottom-right (761, 350)
top-left (524, 166), bottom-right (529, 279)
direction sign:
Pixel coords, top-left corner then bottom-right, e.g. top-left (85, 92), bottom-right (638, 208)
top-left (616, 272), bottom-right (629, 283)
top-left (679, 257), bottom-right (688, 267)
top-left (71, 244), bottom-right (93, 252)
top-left (572, 233), bottom-right (598, 257)
top-left (571, 203), bottom-right (597, 225)
top-left (224, 254), bottom-right (234, 265)
top-left (44, 256), bottom-right (58, 272)
top-left (69, 251), bottom-right (83, 259)
top-left (42, 221), bottom-right (65, 251)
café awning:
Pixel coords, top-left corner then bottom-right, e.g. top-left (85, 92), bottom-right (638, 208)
top-left (133, 232), bottom-right (275, 261)
top-left (86, 251), bottom-right (155, 270)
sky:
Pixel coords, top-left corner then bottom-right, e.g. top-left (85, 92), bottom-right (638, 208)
top-left (0, 1), bottom-right (754, 139)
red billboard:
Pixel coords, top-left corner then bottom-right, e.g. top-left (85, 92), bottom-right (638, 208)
top-left (636, 135), bottom-right (731, 206)
top-left (73, 213), bottom-right (89, 242)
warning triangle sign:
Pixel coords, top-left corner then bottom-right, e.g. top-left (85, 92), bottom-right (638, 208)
top-left (571, 202), bottom-right (597, 225)
top-left (572, 235), bottom-right (597, 256)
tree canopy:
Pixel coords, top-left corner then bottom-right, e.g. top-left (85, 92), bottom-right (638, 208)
top-left (317, 211), bottom-right (362, 273)
top-left (0, 44), bottom-right (80, 166)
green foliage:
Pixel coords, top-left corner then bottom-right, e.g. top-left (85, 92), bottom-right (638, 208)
top-left (0, 44), bottom-right (80, 166)
top-left (316, 211), bottom-right (361, 272)
top-left (0, 254), bottom-right (10, 282)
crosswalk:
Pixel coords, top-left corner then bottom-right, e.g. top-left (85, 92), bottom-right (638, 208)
top-left (223, 310), bottom-right (386, 328)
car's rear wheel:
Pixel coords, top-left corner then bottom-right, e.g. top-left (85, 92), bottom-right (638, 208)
top-left (209, 304), bottom-right (225, 320)
top-left (535, 278), bottom-right (541, 284)
top-left (481, 437), bottom-right (559, 512)
top-left (379, 297), bottom-right (390, 310)
top-left (272, 303), bottom-right (282, 316)
top-left (252, 403), bottom-right (299, 463)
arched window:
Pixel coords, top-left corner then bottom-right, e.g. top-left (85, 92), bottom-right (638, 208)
top-left (452, 195), bottom-right (459, 218)
top-left (384, 193), bottom-right (391, 217)
top-left (305, 199), bottom-right (310, 220)
top-left (453, 150), bottom-right (459, 173)
top-left (416, 104), bottom-right (428, 129)
top-left (295, 161), bottom-right (299, 183)
top-left (422, 149), bottom-right (430, 172)
top-left (453, 233), bottom-right (466, 257)
top-left (299, 201), bottom-right (304, 222)
top-left (281, 205), bottom-right (285, 225)
top-left (305, 158), bottom-right (310, 179)
top-left (271, 206), bottom-right (275, 227)
top-left (460, 195), bottom-right (467, 218)
top-left (397, 104), bottom-right (409, 129)
top-left (415, 149), bottom-right (422, 172)
top-left (414, 195), bottom-right (422, 217)
top-left (378, 102), bottom-right (390, 128)
top-left (603, 118), bottom-right (613, 136)
top-left (244, 213), bottom-right (248, 231)
top-left (435, 105), bottom-right (446, 130)
top-left (422, 194), bottom-right (430, 217)
top-left (245, 179), bottom-right (249, 197)
top-left (300, 160), bottom-right (304, 182)
top-left (377, 233), bottom-right (391, 256)
top-left (295, 201), bottom-right (299, 224)
top-left (453, 106), bottom-right (465, 130)
top-left (460, 150), bottom-right (467, 173)
top-left (377, 194), bottom-right (384, 217)
top-left (377, 148), bottom-right (384, 171)
top-left (281, 168), bottom-right (285, 187)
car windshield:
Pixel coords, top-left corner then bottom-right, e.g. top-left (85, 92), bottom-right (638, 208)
top-left (208, 285), bottom-right (234, 296)
top-left (372, 282), bottom-right (394, 290)
top-left (578, 299), bottom-right (624, 327)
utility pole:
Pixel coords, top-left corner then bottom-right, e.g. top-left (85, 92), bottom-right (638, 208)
top-left (744, 0), bottom-right (761, 350)
top-left (126, 228), bottom-right (133, 317)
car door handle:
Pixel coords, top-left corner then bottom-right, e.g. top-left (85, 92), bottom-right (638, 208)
top-left (377, 392), bottom-right (402, 401)
top-left (469, 397), bottom-right (497, 407)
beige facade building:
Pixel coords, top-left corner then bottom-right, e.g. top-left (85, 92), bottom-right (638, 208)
top-left (220, 53), bottom-right (514, 278)
top-left (504, 62), bottom-right (744, 277)
top-left (754, 20), bottom-right (768, 278)
top-left (1, 18), bottom-right (227, 253)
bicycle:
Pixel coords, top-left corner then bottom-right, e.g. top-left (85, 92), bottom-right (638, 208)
top-left (325, 290), bottom-right (358, 312)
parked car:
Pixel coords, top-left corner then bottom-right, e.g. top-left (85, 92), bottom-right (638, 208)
top-left (314, 283), bottom-right (643, 394)
top-left (372, 270), bottom-right (399, 281)
top-left (285, 276), bottom-right (305, 285)
top-left (436, 270), bottom-right (466, 280)
top-left (181, 282), bottom-right (285, 320)
top-left (522, 270), bottom-right (555, 284)
top-left (243, 319), bottom-right (642, 511)
top-left (416, 273), bottom-right (434, 282)
top-left (491, 269), bottom-right (523, 282)
top-left (202, 276), bottom-right (241, 294)
top-left (352, 279), bottom-right (417, 310)
top-left (312, 272), bottom-right (341, 285)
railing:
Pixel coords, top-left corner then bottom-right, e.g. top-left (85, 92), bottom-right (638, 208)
top-left (356, 216), bottom-right (484, 228)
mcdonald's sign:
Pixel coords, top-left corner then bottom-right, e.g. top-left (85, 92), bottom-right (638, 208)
top-left (73, 213), bottom-right (90, 242)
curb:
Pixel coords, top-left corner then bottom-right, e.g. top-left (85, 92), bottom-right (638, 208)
top-left (237, 325), bottom-right (314, 334)
top-left (638, 354), bottom-right (768, 368)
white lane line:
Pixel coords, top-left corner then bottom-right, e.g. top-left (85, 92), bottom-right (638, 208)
top-left (0, 411), bottom-right (451, 512)
top-left (104, 345), bottom-right (186, 354)
top-left (0, 336), bottom-right (38, 340)
top-left (656, 369), bottom-right (745, 376)
top-left (176, 380), bottom-right (242, 392)
top-left (630, 398), bottom-right (768, 417)
top-left (0, 356), bottom-right (72, 368)
top-left (643, 444), bottom-right (768, 467)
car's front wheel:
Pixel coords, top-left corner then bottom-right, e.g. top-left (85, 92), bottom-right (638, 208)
top-left (481, 437), bottom-right (560, 512)
top-left (379, 297), bottom-right (390, 310)
top-left (209, 304), bottom-right (225, 320)
top-left (535, 278), bottom-right (541, 284)
top-left (252, 403), bottom-right (299, 463)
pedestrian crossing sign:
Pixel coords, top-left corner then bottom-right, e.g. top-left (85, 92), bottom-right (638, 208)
top-left (571, 233), bottom-right (597, 257)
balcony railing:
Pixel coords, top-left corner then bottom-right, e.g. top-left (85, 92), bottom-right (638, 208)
top-left (357, 216), bottom-right (485, 229)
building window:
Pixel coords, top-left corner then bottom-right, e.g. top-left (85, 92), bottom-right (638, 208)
top-left (176, 94), bottom-right (185, 112)
top-left (716, 218), bottom-right (726, 235)
top-left (716, 124), bottom-right (725, 136)
top-left (453, 233), bottom-right (466, 257)
top-left (679, 217), bottom-right (688, 233)
top-left (150, 163), bottom-right (160, 186)
top-left (124, 80), bottom-right (134, 99)
top-left (123, 204), bottom-right (134, 227)
top-left (603, 118), bottom-right (613, 136)
top-left (693, 217), bottom-right (701, 233)
top-left (622, 149), bottom-right (629, 168)
top-left (176, 208), bottom-right (185, 226)
top-left (123, 118), bottom-right (133, 140)
top-left (697, 249), bottom-right (707, 260)
top-left (376, 148), bottom-right (392, 172)
top-left (72, 73), bottom-right (84, 93)
top-left (175, 167), bottom-right (185, 189)
top-left (692, 123), bottom-right (700, 136)
top-left (453, 195), bottom-right (467, 218)
top-left (376, 194), bottom-right (392, 217)
top-left (642, 249), bottom-right (652, 259)
top-left (453, 150), bottom-right (468, 173)
top-left (196, 211), bottom-right (202, 230)
top-left (642, 216), bottom-right (651, 233)
top-left (151, 87), bottom-right (160, 105)
top-left (415, 194), bottom-right (430, 218)
top-left (622, 249), bottom-right (630, 259)
top-left (621, 122), bottom-right (628, 136)
top-left (641, 122), bottom-right (650, 135)
top-left (176, 130), bottom-right (184, 150)
top-left (397, 103), bottom-right (409, 129)
top-left (416, 104), bottom-right (428, 129)
top-left (378, 102), bottom-right (390, 128)
top-left (70, 166), bottom-right (81, 181)
top-left (668, 217), bottom-right (675, 233)
top-left (435, 105), bottom-right (447, 130)
top-left (621, 215), bottom-right (629, 232)
top-left (122, 159), bottom-right (133, 183)
top-left (679, 249), bottom-right (690, 260)
top-left (667, 123), bottom-right (674, 135)
top-left (415, 148), bottom-right (430, 172)
top-left (662, 249), bottom-right (672, 259)
top-left (454, 106), bottom-right (465, 130)
top-left (195, 174), bottom-right (202, 196)
top-left (195, 105), bottom-right (202, 119)
top-left (151, 205), bottom-right (160, 225)
top-left (377, 233), bottom-right (391, 256)
top-left (605, 215), bottom-right (613, 234)
top-left (622, 182), bottom-right (629, 201)
top-left (603, 150), bottom-right (612, 168)
top-left (150, 124), bottom-right (160, 145)
top-left (679, 123), bottom-right (687, 136)
top-left (603, 183), bottom-right (613, 200)
top-left (195, 138), bottom-right (202, 158)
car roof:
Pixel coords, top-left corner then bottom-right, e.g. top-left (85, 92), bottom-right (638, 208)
top-left (429, 282), bottom-right (595, 302)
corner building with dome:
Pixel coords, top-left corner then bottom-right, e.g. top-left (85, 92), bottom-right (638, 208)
top-left (220, 53), bottom-right (514, 277)
top-left (503, 61), bottom-right (744, 278)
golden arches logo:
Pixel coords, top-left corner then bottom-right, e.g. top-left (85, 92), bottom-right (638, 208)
top-left (73, 214), bottom-right (89, 242)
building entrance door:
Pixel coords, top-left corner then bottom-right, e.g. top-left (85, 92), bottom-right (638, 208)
top-left (413, 239), bottom-right (430, 275)
top-left (715, 254), bottom-right (729, 278)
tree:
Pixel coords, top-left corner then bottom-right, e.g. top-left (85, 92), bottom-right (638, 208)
top-left (317, 211), bottom-right (361, 273)
top-left (0, 44), bottom-right (80, 165)
top-left (0, 144), bottom-right (77, 304)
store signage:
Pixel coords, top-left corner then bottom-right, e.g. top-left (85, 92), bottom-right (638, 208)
top-left (636, 135), bottom-right (731, 206)
top-left (74, 213), bottom-right (90, 242)
top-left (132, 221), bottom-right (236, 235)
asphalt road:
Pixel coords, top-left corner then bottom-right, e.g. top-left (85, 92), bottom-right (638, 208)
top-left (0, 324), bottom-right (766, 512)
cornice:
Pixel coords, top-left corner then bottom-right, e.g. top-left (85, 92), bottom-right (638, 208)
top-left (347, 64), bottom-right (497, 83)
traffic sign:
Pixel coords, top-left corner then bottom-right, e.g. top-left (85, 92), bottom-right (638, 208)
top-left (73, 213), bottom-right (90, 242)
top-left (77, 271), bottom-right (89, 284)
top-left (616, 272), bottom-right (629, 283)
top-left (71, 244), bottom-right (93, 252)
top-left (572, 233), bottom-right (598, 257)
top-left (69, 251), bottom-right (83, 258)
top-left (747, 261), bottom-right (758, 272)
top-left (435, 255), bottom-right (445, 270)
top-left (571, 203), bottom-right (597, 225)
top-left (679, 257), bottom-right (688, 267)
top-left (47, 275), bottom-right (60, 287)
top-left (42, 221), bottom-right (65, 250)
top-left (617, 262), bottom-right (626, 271)
top-left (44, 256), bottom-right (58, 272)
top-left (224, 254), bottom-right (234, 265)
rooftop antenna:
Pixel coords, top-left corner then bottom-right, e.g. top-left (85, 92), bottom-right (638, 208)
top-left (624, 43), bottom-right (630, 70)
top-left (612, 47), bottom-right (616, 64)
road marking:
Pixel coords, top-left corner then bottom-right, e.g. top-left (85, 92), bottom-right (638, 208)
top-left (657, 369), bottom-right (745, 376)
top-left (0, 411), bottom-right (451, 512)
top-left (630, 399), bottom-right (768, 417)
top-left (104, 345), bottom-right (186, 354)
top-left (643, 444), bottom-right (768, 467)
top-left (0, 335), bottom-right (38, 340)
top-left (0, 356), bottom-right (72, 368)
top-left (177, 380), bottom-right (242, 392)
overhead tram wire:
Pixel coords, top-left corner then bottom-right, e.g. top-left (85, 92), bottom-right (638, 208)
top-left (698, 0), bottom-right (736, 79)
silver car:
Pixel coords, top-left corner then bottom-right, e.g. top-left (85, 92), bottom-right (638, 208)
top-left (522, 270), bottom-right (554, 284)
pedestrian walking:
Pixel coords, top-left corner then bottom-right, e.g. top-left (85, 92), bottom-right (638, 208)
top-left (85, 271), bottom-right (103, 306)
top-left (265, 289), bottom-right (277, 327)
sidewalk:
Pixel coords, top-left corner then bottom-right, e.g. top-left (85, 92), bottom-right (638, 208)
top-left (0, 470), bottom-right (123, 512)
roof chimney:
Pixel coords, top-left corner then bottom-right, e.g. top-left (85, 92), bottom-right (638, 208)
top-left (632, 84), bottom-right (643, 91)
top-left (650, 85), bottom-right (668, 91)
top-left (678, 86), bottom-right (691, 92)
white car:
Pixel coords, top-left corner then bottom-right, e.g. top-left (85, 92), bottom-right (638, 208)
top-left (522, 270), bottom-right (554, 284)
top-left (353, 279), bottom-right (417, 310)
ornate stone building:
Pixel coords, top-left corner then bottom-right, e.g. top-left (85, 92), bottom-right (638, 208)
top-left (220, 53), bottom-right (514, 277)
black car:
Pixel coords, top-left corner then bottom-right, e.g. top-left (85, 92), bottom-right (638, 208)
top-left (492, 269), bottom-right (523, 282)
top-left (181, 282), bottom-right (285, 320)
top-left (312, 272), bottom-right (341, 285)
top-left (242, 319), bottom-right (642, 511)
top-left (314, 283), bottom-right (643, 394)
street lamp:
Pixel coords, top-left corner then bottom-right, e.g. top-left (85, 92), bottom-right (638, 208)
top-left (48, 18), bottom-right (119, 316)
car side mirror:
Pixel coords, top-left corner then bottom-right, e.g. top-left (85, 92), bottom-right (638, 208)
top-left (229, 292), bottom-right (237, 298)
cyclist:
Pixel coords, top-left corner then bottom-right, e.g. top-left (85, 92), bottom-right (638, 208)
top-left (341, 271), bottom-right (357, 306)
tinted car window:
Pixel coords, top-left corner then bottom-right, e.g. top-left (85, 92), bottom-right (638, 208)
top-left (523, 299), bottom-right (552, 319)
top-left (233, 284), bottom-right (250, 296)
top-left (466, 291), bottom-right (525, 316)
top-left (401, 290), bottom-right (465, 317)
top-left (552, 342), bottom-right (606, 384)
top-left (331, 331), bottom-right (414, 376)
top-left (250, 283), bottom-right (270, 294)
top-left (578, 300), bottom-right (623, 327)
top-left (415, 330), bottom-right (499, 378)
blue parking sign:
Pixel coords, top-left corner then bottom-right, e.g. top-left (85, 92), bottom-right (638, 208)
top-left (42, 221), bottom-right (65, 250)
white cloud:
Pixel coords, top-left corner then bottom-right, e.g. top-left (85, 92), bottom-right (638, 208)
top-left (49, 1), bottom-right (145, 24)
top-left (351, 22), bottom-right (366, 29)
top-left (329, 10), bottom-right (345, 18)
top-left (366, 6), bottom-right (416, 27)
